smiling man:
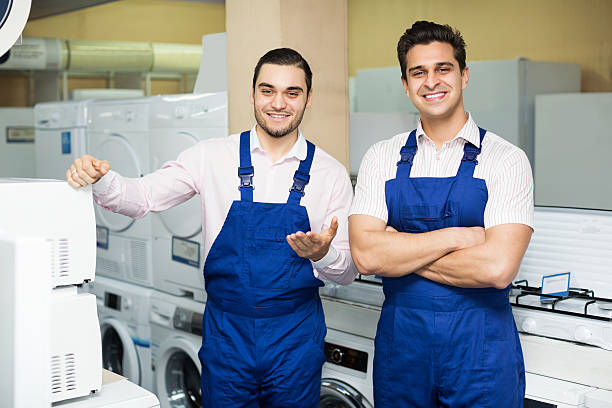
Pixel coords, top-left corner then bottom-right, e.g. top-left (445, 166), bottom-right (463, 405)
top-left (349, 22), bottom-right (534, 407)
top-left (66, 48), bottom-right (356, 407)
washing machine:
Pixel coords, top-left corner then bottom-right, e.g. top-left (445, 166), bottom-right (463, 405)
top-left (84, 275), bottom-right (155, 392)
top-left (35, 100), bottom-right (89, 180)
top-left (320, 328), bottom-right (374, 408)
top-left (149, 92), bottom-right (227, 302)
top-left (0, 107), bottom-right (35, 178)
top-left (88, 96), bottom-right (159, 287)
top-left (149, 290), bottom-right (206, 408)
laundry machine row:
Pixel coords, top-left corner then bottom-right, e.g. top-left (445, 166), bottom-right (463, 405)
top-left (88, 92), bottom-right (228, 299)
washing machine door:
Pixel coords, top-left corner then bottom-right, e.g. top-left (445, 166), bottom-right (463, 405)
top-left (157, 337), bottom-right (202, 408)
top-left (93, 133), bottom-right (143, 232)
top-left (155, 131), bottom-right (202, 239)
top-left (100, 317), bottom-right (141, 385)
top-left (320, 379), bottom-right (373, 408)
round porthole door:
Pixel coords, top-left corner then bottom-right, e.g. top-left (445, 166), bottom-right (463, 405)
top-left (320, 379), bottom-right (373, 408)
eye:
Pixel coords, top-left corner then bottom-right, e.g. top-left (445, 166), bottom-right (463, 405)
top-left (261, 89), bottom-right (272, 95)
top-left (287, 91), bottom-right (299, 97)
top-left (412, 71), bottom-right (424, 77)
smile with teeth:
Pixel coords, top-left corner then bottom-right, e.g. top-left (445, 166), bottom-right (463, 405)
top-left (423, 92), bottom-right (447, 101)
top-left (267, 112), bottom-right (291, 120)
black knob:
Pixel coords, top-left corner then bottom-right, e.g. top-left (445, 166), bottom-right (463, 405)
top-left (331, 348), bottom-right (344, 364)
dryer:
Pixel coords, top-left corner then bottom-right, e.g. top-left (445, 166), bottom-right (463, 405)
top-left (84, 276), bottom-right (155, 392)
top-left (320, 328), bottom-right (374, 408)
top-left (149, 92), bottom-right (227, 302)
top-left (0, 107), bottom-right (35, 178)
top-left (88, 97), bottom-right (158, 287)
top-left (35, 100), bottom-right (89, 180)
top-left (149, 290), bottom-right (206, 408)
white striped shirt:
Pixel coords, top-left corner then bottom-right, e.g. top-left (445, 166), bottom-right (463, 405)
top-left (350, 113), bottom-right (534, 229)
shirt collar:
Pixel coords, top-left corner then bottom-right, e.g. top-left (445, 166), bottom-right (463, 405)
top-left (250, 125), bottom-right (307, 161)
top-left (415, 112), bottom-right (481, 148)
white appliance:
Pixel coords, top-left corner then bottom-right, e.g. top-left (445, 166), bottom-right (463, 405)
top-left (35, 100), bottom-right (89, 180)
top-left (50, 286), bottom-right (103, 403)
top-left (70, 89), bottom-right (144, 101)
top-left (0, 107), bottom-right (35, 178)
top-left (320, 328), bottom-right (374, 408)
top-left (88, 97), bottom-right (158, 287)
top-left (354, 58), bottom-right (581, 166)
top-left (511, 206), bottom-right (612, 406)
top-left (535, 93), bottom-right (612, 211)
top-left (149, 92), bottom-right (227, 302)
top-left (54, 378), bottom-right (159, 408)
top-left (149, 290), bottom-right (206, 408)
top-left (349, 112), bottom-right (419, 176)
top-left (0, 179), bottom-right (96, 287)
top-left (0, 233), bottom-right (102, 407)
top-left (84, 276), bottom-right (155, 392)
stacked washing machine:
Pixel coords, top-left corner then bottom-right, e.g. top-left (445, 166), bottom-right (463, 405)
top-left (147, 92), bottom-right (227, 408)
top-left (81, 92), bottom-right (227, 407)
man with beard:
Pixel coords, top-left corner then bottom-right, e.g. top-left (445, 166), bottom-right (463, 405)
top-left (67, 48), bottom-right (356, 407)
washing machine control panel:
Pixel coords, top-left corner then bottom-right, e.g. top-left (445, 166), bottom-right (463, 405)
top-left (173, 307), bottom-right (203, 336)
top-left (324, 342), bottom-right (368, 373)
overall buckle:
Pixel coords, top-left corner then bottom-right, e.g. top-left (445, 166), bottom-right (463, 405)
top-left (238, 166), bottom-right (254, 190)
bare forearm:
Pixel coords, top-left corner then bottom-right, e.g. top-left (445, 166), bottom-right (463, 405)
top-left (351, 228), bottom-right (463, 277)
top-left (418, 224), bottom-right (533, 289)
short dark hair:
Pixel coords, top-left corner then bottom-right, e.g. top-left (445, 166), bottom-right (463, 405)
top-left (252, 48), bottom-right (313, 94)
top-left (397, 21), bottom-right (467, 80)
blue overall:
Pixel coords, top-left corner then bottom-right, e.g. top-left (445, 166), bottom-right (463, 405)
top-left (198, 131), bottom-right (326, 408)
top-left (374, 129), bottom-right (525, 407)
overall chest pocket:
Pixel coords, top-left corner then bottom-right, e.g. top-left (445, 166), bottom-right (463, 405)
top-left (399, 202), bottom-right (457, 233)
top-left (247, 227), bottom-right (297, 289)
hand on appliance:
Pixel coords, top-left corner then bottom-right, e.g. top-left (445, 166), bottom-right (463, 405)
top-left (66, 155), bottom-right (111, 189)
top-left (286, 216), bottom-right (339, 262)
top-left (385, 225), bottom-right (485, 250)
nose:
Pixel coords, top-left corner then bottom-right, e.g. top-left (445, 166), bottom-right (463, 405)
top-left (424, 71), bottom-right (441, 90)
top-left (271, 92), bottom-right (286, 110)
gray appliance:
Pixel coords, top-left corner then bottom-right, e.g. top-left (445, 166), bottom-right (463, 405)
top-left (534, 93), bottom-right (612, 211)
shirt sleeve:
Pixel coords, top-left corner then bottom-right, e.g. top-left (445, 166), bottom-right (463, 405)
top-left (484, 149), bottom-right (534, 229)
top-left (92, 143), bottom-right (203, 218)
top-left (349, 142), bottom-right (388, 222)
top-left (312, 165), bottom-right (359, 285)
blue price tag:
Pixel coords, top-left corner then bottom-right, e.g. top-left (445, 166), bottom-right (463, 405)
top-left (540, 272), bottom-right (570, 302)
top-left (96, 225), bottom-right (109, 249)
top-left (61, 131), bottom-right (71, 154)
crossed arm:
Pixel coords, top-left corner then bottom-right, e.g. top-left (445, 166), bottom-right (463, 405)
top-left (349, 214), bottom-right (532, 289)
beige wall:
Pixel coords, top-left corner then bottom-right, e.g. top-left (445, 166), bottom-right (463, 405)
top-left (226, 0), bottom-right (349, 167)
top-left (349, 0), bottom-right (612, 91)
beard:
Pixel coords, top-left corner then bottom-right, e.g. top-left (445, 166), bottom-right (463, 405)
top-left (254, 105), bottom-right (307, 139)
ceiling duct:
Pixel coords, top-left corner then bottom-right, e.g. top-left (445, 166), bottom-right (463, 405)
top-left (67, 39), bottom-right (153, 71)
top-left (151, 42), bottom-right (202, 72)
top-left (0, 37), bottom-right (203, 73)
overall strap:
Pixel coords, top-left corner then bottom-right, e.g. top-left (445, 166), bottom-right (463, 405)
top-left (238, 130), bottom-right (254, 202)
top-left (396, 129), bottom-right (418, 178)
top-left (457, 127), bottom-right (487, 178)
top-left (287, 140), bottom-right (316, 205)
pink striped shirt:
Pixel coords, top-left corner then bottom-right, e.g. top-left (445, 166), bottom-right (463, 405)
top-left (93, 126), bottom-right (357, 284)
top-left (350, 114), bottom-right (534, 229)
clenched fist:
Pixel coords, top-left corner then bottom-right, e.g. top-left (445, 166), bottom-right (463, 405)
top-left (66, 155), bottom-right (111, 189)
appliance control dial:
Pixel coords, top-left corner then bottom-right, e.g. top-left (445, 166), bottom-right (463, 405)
top-left (521, 317), bottom-right (536, 333)
top-left (574, 326), bottom-right (592, 342)
top-left (331, 348), bottom-right (344, 364)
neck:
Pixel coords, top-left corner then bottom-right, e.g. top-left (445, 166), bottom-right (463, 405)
top-left (421, 106), bottom-right (468, 150)
top-left (255, 125), bottom-right (299, 162)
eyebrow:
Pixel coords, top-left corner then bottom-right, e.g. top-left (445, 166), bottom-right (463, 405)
top-left (257, 83), bottom-right (304, 92)
top-left (408, 61), bottom-right (455, 73)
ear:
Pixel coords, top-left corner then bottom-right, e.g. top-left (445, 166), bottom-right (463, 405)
top-left (461, 66), bottom-right (469, 90)
top-left (250, 86), bottom-right (255, 105)
top-left (305, 88), bottom-right (313, 108)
